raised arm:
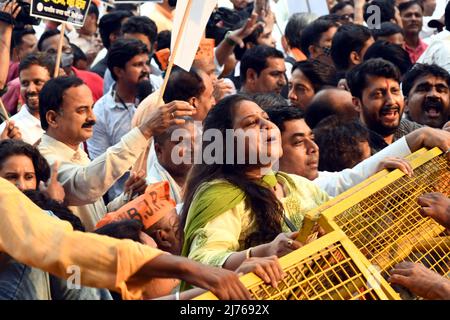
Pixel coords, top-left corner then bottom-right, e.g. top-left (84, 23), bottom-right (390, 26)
top-left (315, 127), bottom-right (450, 197)
top-left (45, 101), bottom-right (196, 206)
top-left (0, 1), bottom-right (19, 92)
top-left (0, 177), bottom-right (250, 300)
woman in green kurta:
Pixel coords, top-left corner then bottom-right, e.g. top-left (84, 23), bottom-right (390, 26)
top-left (180, 94), bottom-right (330, 273)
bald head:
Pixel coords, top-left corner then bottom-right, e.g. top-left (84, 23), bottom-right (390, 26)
top-left (316, 88), bottom-right (353, 108)
top-left (305, 88), bottom-right (358, 128)
top-left (193, 57), bottom-right (217, 81)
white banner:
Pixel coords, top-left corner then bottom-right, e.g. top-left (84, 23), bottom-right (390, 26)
top-left (171, 0), bottom-right (217, 71)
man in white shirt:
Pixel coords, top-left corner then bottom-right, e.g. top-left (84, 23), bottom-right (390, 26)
top-left (0, 53), bottom-right (52, 145)
top-left (417, 1), bottom-right (450, 72)
top-left (37, 76), bottom-right (196, 230)
top-left (267, 105), bottom-right (450, 197)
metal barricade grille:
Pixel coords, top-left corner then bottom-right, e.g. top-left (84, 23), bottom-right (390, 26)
top-left (332, 153), bottom-right (450, 279)
top-left (193, 232), bottom-right (393, 300)
top-left (248, 243), bottom-right (378, 300)
top-left (193, 148), bottom-right (448, 300)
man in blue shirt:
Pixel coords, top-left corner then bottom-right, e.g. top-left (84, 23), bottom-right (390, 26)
top-left (87, 38), bottom-right (151, 200)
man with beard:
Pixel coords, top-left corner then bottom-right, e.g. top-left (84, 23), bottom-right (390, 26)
top-left (402, 63), bottom-right (450, 128)
top-left (240, 45), bottom-right (287, 96)
top-left (87, 38), bottom-right (151, 200)
top-left (37, 76), bottom-right (196, 231)
top-left (102, 16), bottom-right (160, 94)
top-left (347, 58), bottom-right (423, 147)
top-left (0, 53), bottom-right (54, 145)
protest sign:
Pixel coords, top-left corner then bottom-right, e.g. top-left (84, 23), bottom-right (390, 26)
top-left (111, 0), bottom-right (160, 3)
top-left (170, 0), bottom-right (217, 71)
top-left (195, 38), bottom-right (215, 61)
top-left (30, 0), bottom-right (93, 27)
top-left (95, 181), bottom-right (176, 230)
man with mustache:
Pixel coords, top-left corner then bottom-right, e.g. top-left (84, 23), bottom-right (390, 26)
top-left (37, 76), bottom-right (196, 231)
top-left (0, 53), bottom-right (54, 145)
top-left (240, 45), bottom-right (287, 97)
top-left (402, 63), bottom-right (450, 128)
top-left (87, 38), bottom-right (151, 200)
top-left (102, 15), bottom-right (160, 94)
top-left (266, 105), bottom-right (450, 197)
top-left (347, 58), bottom-right (423, 147)
top-left (399, 1), bottom-right (428, 63)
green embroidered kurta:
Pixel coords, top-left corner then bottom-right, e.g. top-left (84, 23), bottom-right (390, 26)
top-left (186, 173), bottom-right (330, 267)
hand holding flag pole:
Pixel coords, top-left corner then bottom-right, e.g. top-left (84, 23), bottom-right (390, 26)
top-left (156, 0), bottom-right (194, 106)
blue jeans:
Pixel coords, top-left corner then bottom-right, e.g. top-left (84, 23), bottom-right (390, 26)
top-left (0, 253), bottom-right (112, 300)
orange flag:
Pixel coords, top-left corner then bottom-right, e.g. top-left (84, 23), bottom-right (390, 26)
top-left (96, 182), bottom-right (176, 230)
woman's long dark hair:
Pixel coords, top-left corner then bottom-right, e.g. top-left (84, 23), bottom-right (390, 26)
top-left (0, 139), bottom-right (50, 186)
top-left (180, 94), bottom-right (284, 248)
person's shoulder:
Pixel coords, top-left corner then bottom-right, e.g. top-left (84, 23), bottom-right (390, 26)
top-left (92, 94), bottom-right (111, 115)
top-left (7, 77), bottom-right (20, 87)
top-left (401, 118), bottom-right (423, 130)
top-left (281, 172), bottom-right (318, 189)
top-left (74, 68), bottom-right (104, 82)
top-left (195, 179), bottom-right (240, 197)
top-left (36, 135), bottom-right (59, 159)
top-left (72, 68), bottom-right (104, 90)
top-left (282, 172), bottom-right (330, 199)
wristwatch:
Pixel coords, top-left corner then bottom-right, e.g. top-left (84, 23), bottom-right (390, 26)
top-left (225, 31), bottom-right (237, 46)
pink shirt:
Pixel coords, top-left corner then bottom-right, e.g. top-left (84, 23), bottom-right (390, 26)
top-left (404, 39), bottom-right (428, 64)
top-left (72, 67), bottom-right (104, 102)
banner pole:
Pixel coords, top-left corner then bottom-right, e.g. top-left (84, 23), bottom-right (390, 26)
top-left (156, 0), bottom-right (193, 106)
top-left (132, 0), bottom-right (194, 174)
top-left (53, 23), bottom-right (66, 78)
top-left (306, 0), bottom-right (311, 13)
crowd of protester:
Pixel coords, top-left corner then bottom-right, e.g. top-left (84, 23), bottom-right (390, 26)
top-left (0, 0), bottom-right (449, 300)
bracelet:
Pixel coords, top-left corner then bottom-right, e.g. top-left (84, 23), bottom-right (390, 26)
top-left (225, 31), bottom-right (237, 46)
top-left (245, 247), bottom-right (252, 259)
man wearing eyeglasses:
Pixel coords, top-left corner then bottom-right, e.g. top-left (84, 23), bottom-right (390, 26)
top-left (37, 29), bottom-right (104, 102)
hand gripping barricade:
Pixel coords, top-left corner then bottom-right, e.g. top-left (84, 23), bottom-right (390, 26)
top-left (318, 147), bottom-right (449, 299)
top-left (192, 147), bottom-right (449, 300)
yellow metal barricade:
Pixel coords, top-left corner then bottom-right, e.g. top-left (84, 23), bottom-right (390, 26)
top-left (320, 148), bottom-right (449, 281)
top-left (192, 148), bottom-right (449, 300)
top-left (194, 231), bottom-right (398, 300)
